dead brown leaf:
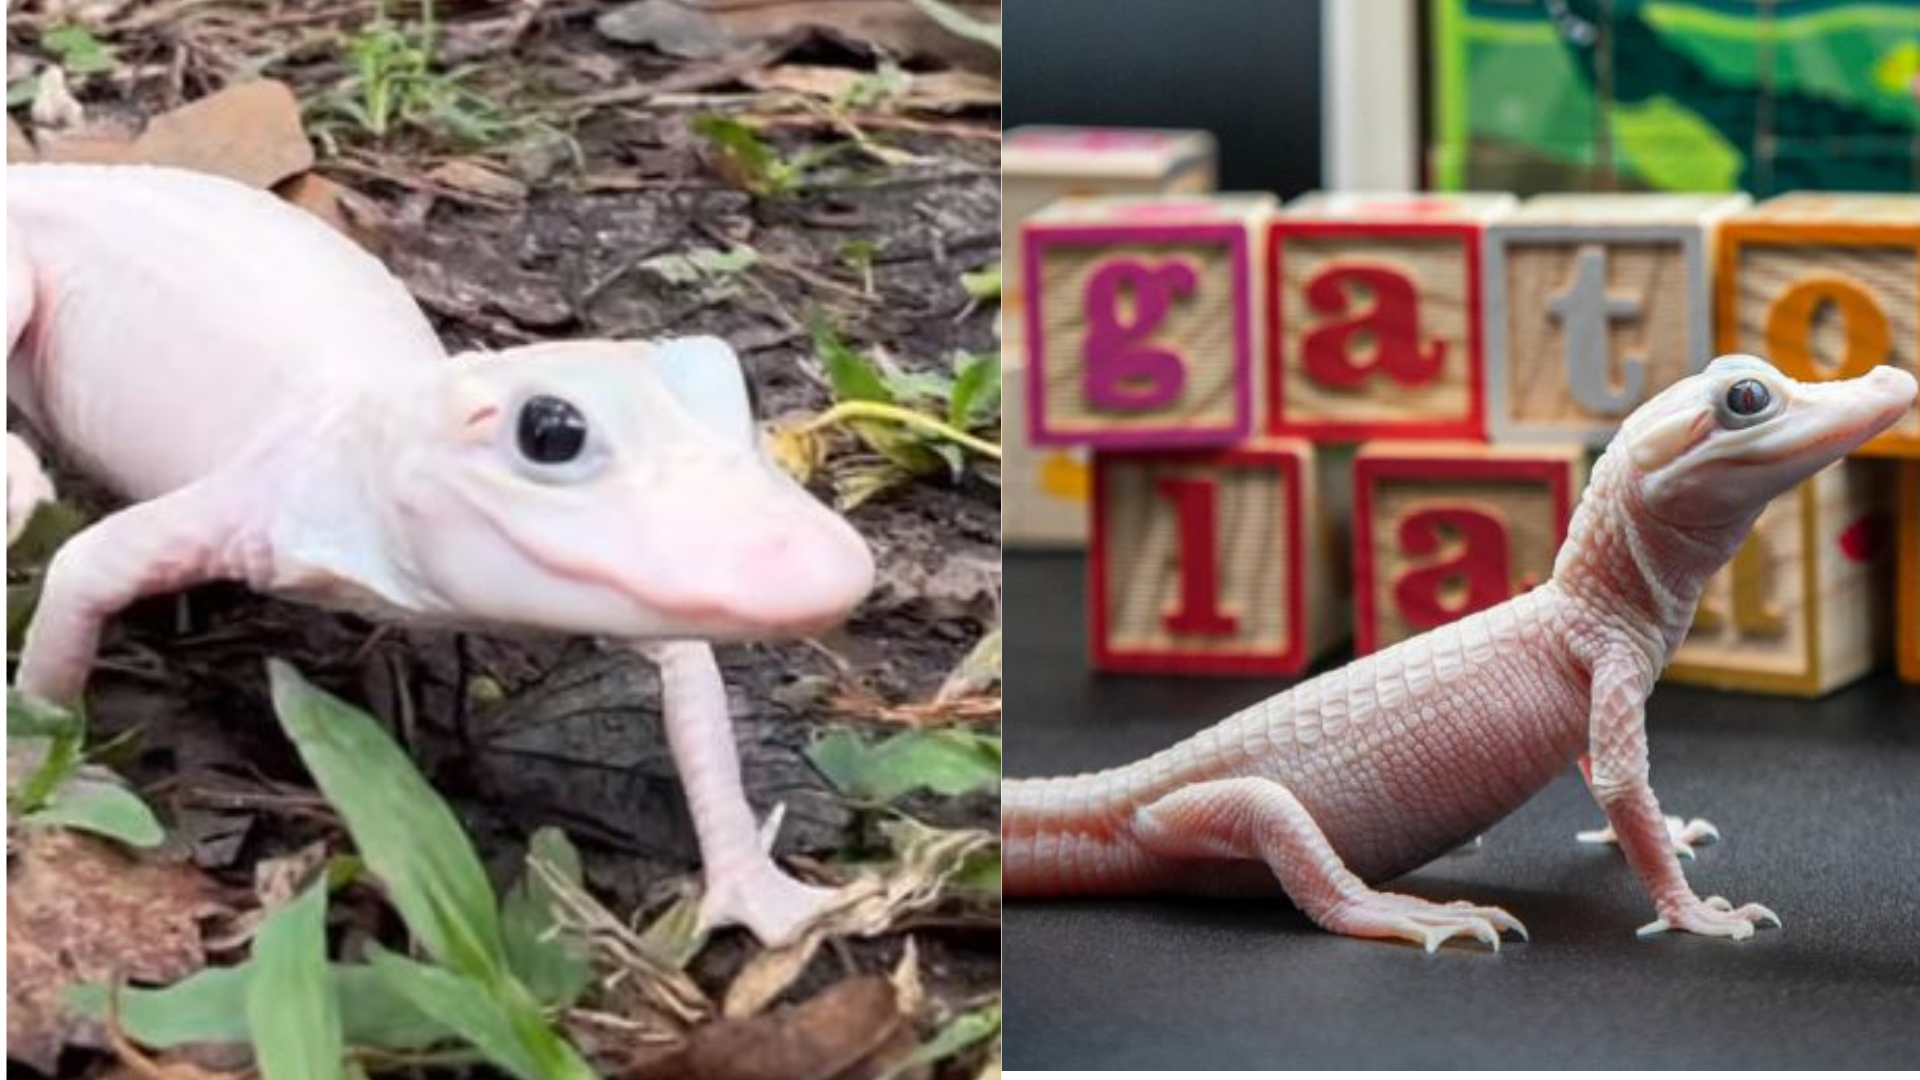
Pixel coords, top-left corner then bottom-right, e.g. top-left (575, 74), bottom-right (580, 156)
top-left (8, 115), bottom-right (37, 162)
top-left (426, 158), bottom-right (531, 202)
top-left (7, 830), bottom-right (231, 1072)
top-left (625, 976), bottom-right (914, 1080)
top-left (274, 172), bottom-right (389, 255)
top-left (596, 0), bottom-right (999, 71)
top-left (743, 65), bottom-right (1001, 112)
top-left (130, 79), bottom-right (313, 189)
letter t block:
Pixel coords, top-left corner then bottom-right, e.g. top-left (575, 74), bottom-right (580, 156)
top-left (1024, 194), bottom-right (1273, 449)
top-left (1353, 442), bottom-right (1583, 655)
top-left (1484, 194), bottom-right (1750, 446)
top-left (1090, 438), bottom-right (1336, 675)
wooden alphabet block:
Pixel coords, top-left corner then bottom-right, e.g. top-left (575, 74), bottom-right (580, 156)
top-left (1666, 458), bottom-right (1897, 697)
top-left (1898, 463), bottom-right (1919, 684)
top-left (1025, 194), bottom-right (1274, 449)
top-left (1002, 354), bottom-right (1091, 548)
top-left (1718, 193), bottom-right (1920, 458)
top-left (1353, 442), bottom-right (1583, 655)
top-left (1090, 438), bottom-right (1335, 675)
top-left (1484, 193), bottom-right (1750, 446)
top-left (1003, 127), bottom-right (1217, 364)
top-left (1268, 192), bottom-right (1515, 441)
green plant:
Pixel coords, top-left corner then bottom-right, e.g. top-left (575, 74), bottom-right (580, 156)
top-left (68, 662), bottom-right (600, 1080)
top-left (805, 728), bottom-right (1001, 803)
top-left (7, 690), bottom-right (163, 849)
top-left (321, 0), bottom-right (504, 146)
top-left (779, 319), bottom-right (1000, 506)
top-left (41, 25), bottom-right (118, 76)
top-left (691, 114), bottom-right (855, 198)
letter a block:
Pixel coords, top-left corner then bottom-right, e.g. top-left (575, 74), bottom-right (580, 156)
top-left (1025, 194), bottom-right (1273, 449)
top-left (1267, 192), bottom-right (1515, 441)
top-left (1718, 193), bottom-right (1920, 458)
top-left (1899, 464), bottom-right (1919, 684)
top-left (1485, 194), bottom-right (1750, 446)
top-left (1353, 442), bottom-right (1583, 655)
top-left (1090, 439), bottom-right (1335, 675)
top-left (1667, 459), bottom-right (1897, 696)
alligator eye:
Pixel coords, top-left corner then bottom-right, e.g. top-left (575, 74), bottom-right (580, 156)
top-left (516, 395), bottom-right (588, 464)
top-left (1725, 379), bottom-right (1771, 417)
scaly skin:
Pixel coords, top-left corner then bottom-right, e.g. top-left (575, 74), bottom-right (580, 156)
top-left (7, 163), bottom-right (875, 946)
top-left (1006, 356), bottom-right (1916, 950)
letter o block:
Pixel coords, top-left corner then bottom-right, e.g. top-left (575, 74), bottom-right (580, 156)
top-left (1267, 193), bottom-right (1515, 441)
top-left (1718, 194), bottom-right (1920, 458)
top-left (1090, 438), bottom-right (1333, 675)
top-left (1485, 194), bottom-right (1750, 446)
top-left (1353, 442), bottom-right (1582, 655)
top-left (1024, 195), bottom-right (1272, 449)
top-left (1667, 459), bottom-right (1898, 696)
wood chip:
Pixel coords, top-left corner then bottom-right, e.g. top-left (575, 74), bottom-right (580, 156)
top-left (627, 976), bottom-right (913, 1080)
top-left (425, 159), bottom-right (530, 202)
top-left (130, 80), bottom-right (314, 189)
top-left (275, 172), bottom-right (388, 255)
top-left (7, 830), bottom-right (230, 1072)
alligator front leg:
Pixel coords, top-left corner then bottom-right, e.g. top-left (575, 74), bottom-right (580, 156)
top-left (16, 481), bottom-right (239, 704)
top-left (1574, 753), bottom-right (1720, 858)
top-left (644, 640), bottom-right (835, 947)
top-left (7, 433), bottom-right (55, 545)
top-left (1587, 654), bottom-right (1779, 940)
top-left (1135, 778), bottom-right (1527, 952)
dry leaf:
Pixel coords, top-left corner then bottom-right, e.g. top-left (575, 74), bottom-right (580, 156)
top-left (275, 172), bottom-right (387, 254)
top-left (130, 80), bottom-right (313, 189)
top-left (743, 65), bottom-right (1000, 111)
top-left (597, 0), bottom-right (1000, 71)
top-left (426, 159), bottom-right (530, 202)
top-left (628, 976), bottom-right (912, 1080)
top-left (8, 115), bottom-right (37, 162)
top-left (7, 830), bottom-right (230, 1072)
top-left (31, 66), bottom-right (86, 130)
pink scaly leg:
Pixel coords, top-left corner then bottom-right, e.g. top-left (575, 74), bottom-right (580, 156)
top-left (643, 640), bottom-right (834, 947)
top-left (16, 482), bottom-right (239, 705)
top-left (1134, 778), bottom-right (1527, 952)
top-left (1573, 753), bottom-right (1720, 859)
top-left (7, 433), bottom-right (55, 545)
top-left (1587, 655), bottom-right (1779, 939)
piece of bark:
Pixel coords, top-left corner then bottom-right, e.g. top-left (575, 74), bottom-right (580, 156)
top-left (130, 80), bottom-right (313, 189)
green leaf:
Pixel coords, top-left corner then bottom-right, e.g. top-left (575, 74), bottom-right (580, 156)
top-left (8, 75), bottom-right (41, 109)
top-left (25, 776), bottom-right (165, 848)
top-left (879, 1001), bottom-right (1001, 1080)
top-left (812, 319), bottom-right (893, 404)
top-left (247, 881), bottom-right (346, 1080)
top-left (500, 828), bottom-right (592, 1009)
top-left (960, 263), bottom-right (1001, 302)
top-left (7, 499), bottom-right (87, 565)
top-left (266, 661), bottom-right (507, 984)
top-left (8, 690), bottom-right (84, 816)
top-left (948, 352), bottom-right (1001, 431)
top-left (805, 729), bottom-right (1001, 802)
top-left (365, 946), bottom-right (598, 1080)
top-left (42, 25), bottom-right (119, 75)
top-left (65, 964), bottom-right (451, 1052)
top-left (691, 114), bottom-right (789, 197)
top-left (7, 689), bottom-right (80, 741)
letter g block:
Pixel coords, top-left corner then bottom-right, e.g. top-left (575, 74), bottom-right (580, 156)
top-left (1023, 195), bottom-right (1273, 449)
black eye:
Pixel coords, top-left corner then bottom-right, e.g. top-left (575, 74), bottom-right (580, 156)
top-left (1725, 379), bottom-right (1771, 417)
top-left (516, 395), bottom-right (588, 464)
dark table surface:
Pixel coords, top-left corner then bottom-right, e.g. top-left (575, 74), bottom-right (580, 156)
top-left (1003, 553), bottom-right (1920, 1070)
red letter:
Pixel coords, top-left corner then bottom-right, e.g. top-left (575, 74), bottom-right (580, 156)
top-left (1391, 507), bottom-right (1511, 630)
top-left (1083, 259), bottom-right (1198, 411)
top-left (1301, 264), bottom-right (1445, 389)
top-left (1157, 477), bottom-right (1239, 636)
